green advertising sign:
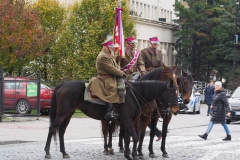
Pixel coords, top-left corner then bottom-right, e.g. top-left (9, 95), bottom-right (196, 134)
top-left (27, 84), bottom-right (38, 97)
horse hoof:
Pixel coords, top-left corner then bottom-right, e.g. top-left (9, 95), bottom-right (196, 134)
top-left (125, 155), bottom-right (133, 160)
top-left (119, 148), bottom-right (125, 153)
top-left (103, 150), bottom-right (109, 155)
top-left (45, 154), bottom-right (52, 159)
top-left (108, 148), bottom-right (114, 155)
top-left (133, 156), bottom-right (139, 160)
top-left (149, 153), bottom-right (157, 158)
top-left (162, 153), bottom-right (169, 158)
top-left (63, 154), bottom-right (70, 158)
top-left (138, 155), bottom-right (146, 159)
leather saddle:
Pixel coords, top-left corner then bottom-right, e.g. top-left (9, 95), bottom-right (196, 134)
top-left (84, 83), bottom-right (107, 106)
top-left (90, 90), bottom-right (99, 99)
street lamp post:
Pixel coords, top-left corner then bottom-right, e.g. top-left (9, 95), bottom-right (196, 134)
top-left (172, 46), bottom-right (178, 56)
top-left (232, 0), bottom-right (239, 91)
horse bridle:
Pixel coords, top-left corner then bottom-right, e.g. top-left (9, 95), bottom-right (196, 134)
top-left (157, 84), bottom-right (179, 118)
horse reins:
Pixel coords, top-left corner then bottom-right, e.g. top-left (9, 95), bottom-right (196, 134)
top-left (124, 80), bottom-right (160, 119)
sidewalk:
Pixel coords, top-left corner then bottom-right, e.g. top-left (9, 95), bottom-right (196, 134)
top-left (0, 117), bottom-right (103, 144)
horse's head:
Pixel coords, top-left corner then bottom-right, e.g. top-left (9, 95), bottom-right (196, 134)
top-left (160, 80), bottom-right (179, 115)
top-left (162, 64), bottom-right (177, 81)
top-left (177, 70), bottom-right (196, 104)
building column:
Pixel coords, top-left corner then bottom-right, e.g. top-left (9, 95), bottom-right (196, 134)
top-left (134, 0), bottom-right (136, 12)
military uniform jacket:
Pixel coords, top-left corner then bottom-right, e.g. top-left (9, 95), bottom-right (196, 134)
top-left (140, 47), bottom-right (163, 70)
top-left (88, 49), bottom-right (124, 103)
top-left (118, 48), bottom-right (146, 76)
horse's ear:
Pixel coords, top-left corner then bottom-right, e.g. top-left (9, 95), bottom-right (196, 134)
top-left (192, 72), bottom-right (197, 79)
top-left (162, 63), bottom-right (167, 71)
top-left (182, 70), bottom-right (188, 77)
top-left (172, 64), bottom-right (177, 72)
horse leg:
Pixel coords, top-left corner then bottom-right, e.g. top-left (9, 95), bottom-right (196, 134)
top-left (58, 113), bottom-right (74, 158)
top-left (148, 116), bottom-right (159, 158)
top-left (137, 118), bottom-right (150, 159)
top-left (44, 117), bottom-right (66, 159)
top-left (123, 127), bottom-right (133, 160)
top-left (107, 121), bottom-right (115, 155)
top-left (101, 120), bottom-right (109, 155)
top-left (124, 121), bottom-right (139, 160)
top-left (118, 123), bottom-right (125, 153)
top-left (161, 113), bottom-right (172, 158)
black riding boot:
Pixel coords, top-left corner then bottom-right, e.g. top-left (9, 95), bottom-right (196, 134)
top-left (222, 134), bottom-right (231, 141)
top-left (198, 133), bottom-right (208, 140)
top-left (104, 103), bottom-right (117, 121)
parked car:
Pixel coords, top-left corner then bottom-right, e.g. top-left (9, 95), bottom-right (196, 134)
top-left (226, 86), bottom-right (240, 124)
top-left (3, 77), bottom-right (53, 115)
top-left (179, 87), bottom-right (201, 114)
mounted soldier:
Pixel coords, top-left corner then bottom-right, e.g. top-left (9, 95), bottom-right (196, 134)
top-left (87, 39), bottom-right (125, 121)
top-left (140, 36), bottom-right (164, 72)
top-left (116, 36), bottom-right (146, 81)
top-left (140, 36), bottom-right (178, 141)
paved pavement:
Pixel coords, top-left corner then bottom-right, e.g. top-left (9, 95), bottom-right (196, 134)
top-left (0, 104), bottom-right (239, 160)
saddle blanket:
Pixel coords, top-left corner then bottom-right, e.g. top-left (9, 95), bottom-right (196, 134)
top-left (84, 83), bottom-right (107, 106)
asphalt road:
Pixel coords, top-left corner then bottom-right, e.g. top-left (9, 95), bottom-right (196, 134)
top-left (0, 104), bottom-right (239, 160)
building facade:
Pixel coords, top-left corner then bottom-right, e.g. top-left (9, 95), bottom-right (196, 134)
top-left (129, 0), bottom-right (180, 65)
top-left (27, 0), bottom-right (180, 65)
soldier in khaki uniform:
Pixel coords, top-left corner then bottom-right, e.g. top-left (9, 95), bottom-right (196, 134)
top-left (87, 39), bottom-right (125, 121)
top-left (140, 36), bottom-right (163, 72)
top-left (140, 36), bottom-right (163, 141)
top-left (116, 36), bottom-right (146, 80)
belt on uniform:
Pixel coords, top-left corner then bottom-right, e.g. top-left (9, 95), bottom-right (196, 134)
top-left (146, 67), bottom-right (156, 72)
top-left (99, 74), bottom-right (115, 78)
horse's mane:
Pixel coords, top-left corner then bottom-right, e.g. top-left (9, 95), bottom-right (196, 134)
top-left (140, 67), bottom-right (164, 81)
top-left (129, 80), bottom-right (168, 101)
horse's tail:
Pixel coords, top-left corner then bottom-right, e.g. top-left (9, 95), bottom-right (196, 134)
top-left (49, 83), bottom-right (64, 125)
top-left (101, 121), bottom-right (119, 137)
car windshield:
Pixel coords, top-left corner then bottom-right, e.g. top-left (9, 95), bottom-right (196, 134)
top-left (231, 87), bottom-right (240, 98)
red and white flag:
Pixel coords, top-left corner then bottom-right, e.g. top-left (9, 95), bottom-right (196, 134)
top-left (113, 7), bottom-right (125, 58)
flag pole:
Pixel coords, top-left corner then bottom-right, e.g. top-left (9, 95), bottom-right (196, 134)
top-left (114, 0), bottom-right (125, 67)
top-left (118, 0), bottom-right (122, 67)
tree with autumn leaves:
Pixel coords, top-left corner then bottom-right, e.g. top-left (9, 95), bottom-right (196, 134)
top-left (0, 0), bottom-right (46, 76)
top-left (47, 0), bottom-right (136, 81)
top-left (0, 0), bottom-right (135, 83)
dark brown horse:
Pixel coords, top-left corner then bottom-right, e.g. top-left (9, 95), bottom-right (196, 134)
top-left (102, 64), bottom-right (177, 155)
top-left (44, 80), bottom-right (179, 160)
top-left (136, 70), bottom-right (196, 158)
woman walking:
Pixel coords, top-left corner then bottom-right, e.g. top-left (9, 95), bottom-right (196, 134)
top-left (198, 81), bottom-right (231, 141)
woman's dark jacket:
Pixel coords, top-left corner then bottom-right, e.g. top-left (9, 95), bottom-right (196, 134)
top-left (204, 85), bottom-right (215, 105)
top-left (211, 90), bottom-right (231, 123)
